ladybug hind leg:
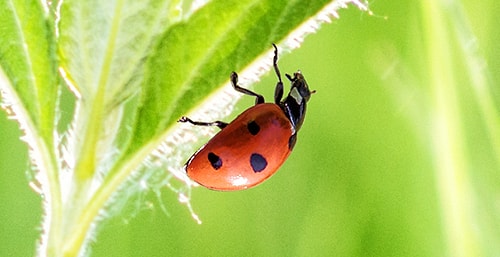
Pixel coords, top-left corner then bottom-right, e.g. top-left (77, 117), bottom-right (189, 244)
top-left (178, 116), bottom-right (228, 129)
top-left (230, 71), bottom-right (265, 105)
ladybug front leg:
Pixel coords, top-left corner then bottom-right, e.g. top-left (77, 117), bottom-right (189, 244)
top-left (272, 43), bottom-right (284, 104)
top-left (230, 72), bottom-right (265, 105)
top-left (178, 116), bottom-right (228, 129)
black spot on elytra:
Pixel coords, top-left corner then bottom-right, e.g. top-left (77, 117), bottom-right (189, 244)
top-left (288, 133), bottom-right (297, 150)
top-left (250, 153), bottom-right (267, 173)
top-left (247, 120), bottom-right (260, 135)
top-left (208, 152), bottom-right (222, 170)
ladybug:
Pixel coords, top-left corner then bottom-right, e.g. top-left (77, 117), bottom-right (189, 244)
top-left (178, 44), bottom-right (314, 191)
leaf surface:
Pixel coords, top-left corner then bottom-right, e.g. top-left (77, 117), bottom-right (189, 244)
top-left (127, 0), bottom-right (335, 154)
top-left (0, 0), bottom-right (58, 144)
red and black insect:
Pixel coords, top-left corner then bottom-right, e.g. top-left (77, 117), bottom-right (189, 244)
top-left (179, 44), bottom-right (314, 191)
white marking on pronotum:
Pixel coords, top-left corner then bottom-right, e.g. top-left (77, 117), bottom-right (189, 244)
top-left (290, 87), bottom-right (303, 105)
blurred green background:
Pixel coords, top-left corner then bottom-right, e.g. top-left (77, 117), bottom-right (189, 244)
top-left (1, 1), bottom-right (499, 256)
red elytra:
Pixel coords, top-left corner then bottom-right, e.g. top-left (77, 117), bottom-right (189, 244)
top-left (178, 44), bottom-right (314, 191)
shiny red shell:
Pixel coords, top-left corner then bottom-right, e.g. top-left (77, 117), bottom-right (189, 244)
top-left (185, 104), bottom-right (293, 191)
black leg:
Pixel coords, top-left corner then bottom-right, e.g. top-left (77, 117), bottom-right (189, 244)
top-left (230, 72), bottom-right (265, 105)
top-left (272, 44), bottom-right (284, 104)
top-left (178, 116), bottom-right (228, 129)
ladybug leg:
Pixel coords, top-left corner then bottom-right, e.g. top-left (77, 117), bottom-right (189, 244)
top-left (178, 116), bottom-right (228, 129)
top-left (272, 43), bottom-right (284, 104)
top-left (230, 72), bottom-right (265, 105)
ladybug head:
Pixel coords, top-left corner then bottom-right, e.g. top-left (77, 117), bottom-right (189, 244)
top-left (286, 70), bottom-right (314, 102)
top-left (282, 70), bottom-right (314, 132)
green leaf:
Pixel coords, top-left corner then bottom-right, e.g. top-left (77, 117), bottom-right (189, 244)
top-left (58, 0), bottom-right (177, 104)
top-left (0, 0), bottom-right (58, 144)
top-left (0, 3), bottom-right (61, 256)
top-left (57, 0), bottom-right (178, 179)
top-left (127, 0), bottom-right (341, 154)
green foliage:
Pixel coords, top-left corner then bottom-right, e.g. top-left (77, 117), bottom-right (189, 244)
top-left (0, 0), bottom-right (367, 256)
top-left (2, 0), bottom-right (500, 256)
top-left (0, 0), bottom-right (58, 144)
top-left (128, 0), bottom-right (345, 154)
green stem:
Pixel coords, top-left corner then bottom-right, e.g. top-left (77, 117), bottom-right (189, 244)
top-left (42, 146), bottom-right (63, 257)
top-left (60, 1), bottom-right (127, 255)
